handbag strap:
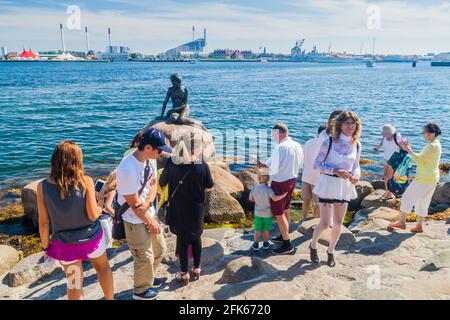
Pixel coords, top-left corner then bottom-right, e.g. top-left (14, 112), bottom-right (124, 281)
top-left (322, 136), bottom-right (333, 165)
top-left (169, 165), bottom-right (193, 201)
top-left (117, 160), bottom-right (152, 216)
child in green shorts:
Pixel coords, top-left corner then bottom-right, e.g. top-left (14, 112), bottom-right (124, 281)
top-left (249, 173), bottom-right (288, 251)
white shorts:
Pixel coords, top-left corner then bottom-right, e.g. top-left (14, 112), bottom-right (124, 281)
top-left (59, 219), bottom-right (112, 266)
top-left (400, 179), bottom-right (437, 217)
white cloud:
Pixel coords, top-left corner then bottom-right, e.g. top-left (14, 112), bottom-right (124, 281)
top-left (0, 0), bottom-right (449, 54)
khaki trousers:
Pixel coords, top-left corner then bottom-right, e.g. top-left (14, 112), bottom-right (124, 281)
top-left (124, 221), bottom-right (167, 294)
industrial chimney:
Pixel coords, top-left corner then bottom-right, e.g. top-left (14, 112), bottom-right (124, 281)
top-left (85, 26), bottom-right (90, 54)
top-left (108, 28), bottom-right (112, 53)
top-left (60, 24), bottom-right (66, 53)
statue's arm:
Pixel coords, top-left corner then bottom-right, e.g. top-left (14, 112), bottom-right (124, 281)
top-left (161, 90), bottom-right (171, 117)
top-left (183, 88), bottom-right (189, 104)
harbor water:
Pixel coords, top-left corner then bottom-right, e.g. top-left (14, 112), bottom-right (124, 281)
top-left (0, 61), bottom-right (449, 196)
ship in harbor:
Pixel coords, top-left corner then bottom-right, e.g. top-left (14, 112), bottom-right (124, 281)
top-left (431, 52), bottom-right (450, 66)
top-left (290, 39), bottom-right (366, 63)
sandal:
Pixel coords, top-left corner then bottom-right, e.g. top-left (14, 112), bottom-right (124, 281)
top-left (175, 272), bottom-right (190, 285)
top-left (410, 226), bottom-right (423, 233)
top-left (388, 222), bottom-right (406, 230)
top-left (192, 267), bottom-right (201, 281)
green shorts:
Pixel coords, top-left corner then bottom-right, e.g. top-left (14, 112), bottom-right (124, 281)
top-left (254, 216), bottom-right (273, 232)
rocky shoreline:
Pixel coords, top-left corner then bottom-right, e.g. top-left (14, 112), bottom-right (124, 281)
top-left (0, 120), bottom-right (449, 300)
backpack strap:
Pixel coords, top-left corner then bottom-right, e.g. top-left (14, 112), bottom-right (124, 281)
top-left (393, 133), bottom-right (400, 147)
top-left (117, 160), bottom-right (152, 217)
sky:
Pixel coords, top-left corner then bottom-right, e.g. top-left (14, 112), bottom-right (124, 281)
top-left (0, 0), bottom-right (449, 55)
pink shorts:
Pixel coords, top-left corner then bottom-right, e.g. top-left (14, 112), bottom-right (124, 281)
top-left (270, 179), bottom-right (296, 216)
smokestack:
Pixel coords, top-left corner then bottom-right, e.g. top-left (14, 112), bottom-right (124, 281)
top-left (204, 28), bottom-right (206, 44)
top-left (85, 26), bottom-right (90, 53)
top-left (108, 28), bottom-right (112, 52)
top-left (60, 24), bottom-right (66, 53)
top-left (192, 26), bottom-right (195, 41)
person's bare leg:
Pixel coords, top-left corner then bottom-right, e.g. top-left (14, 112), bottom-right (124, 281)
top-left (310, 204), bottom-right (333, 249)
top-left (302, 199), bottom-right (311, 220)
top-left (389, 211), bottom-right (407, 229)
top-left (254, 231), bottom-right (261, 243)
top-left (328, 203), bottom-right (347, 253)
top-left (276, 214), bottom-right (290, 241)
top-left (313, 204), bottom-right (320, 218)
top-left (382, 164), bottom-right (389, 199)
top-left (284, 209), bottom-right (291, 226)
top-left (63, 260), bottom-right (84, 300)
top-left (263, 231), bottom-right (270, 242)
top-left (90, 253), bottom-right (114, 300)
top-left (385, 165), bottom-right (395, 198)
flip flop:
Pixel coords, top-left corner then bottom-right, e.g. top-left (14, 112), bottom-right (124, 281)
top-left (388, 222), bottom-right (406, 230)
top-left (410, 227), bottom-right (423, 233)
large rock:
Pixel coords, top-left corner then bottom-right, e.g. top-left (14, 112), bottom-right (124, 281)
top-left (21, 180), bottom-right (42, 229)
top-left (8, 252), bottom-right (62, 287)
top-left (219, 257), bottom-right (278, 284)
top-left (356, 207), bottom-right (402, 223)
top-left (431, 182), bottom-right (450, 206)
top-left (348, 181), bottom-right (374, 211)
top-left (421, 250), bottom-right (450, 271)
top-left (207, 159), bottom-right (231, 173)
top-left (162, 237), bottom-right (224, 267)
top-left (371, 180), bottom-right (386, 190)
top-left (361, 189), bottom-right (399, 209)
top-left (209, 165), bottom-right (244, 198)
top-left (348, 218), bottom-right (391, 234)
top-left (205, 185), bottom-right (245, 224)
top-left (0, 245), bottom-right (19, 276)
top-left (236, 168), bottom-right (259, 211)
top-left (144, 119), bottom-right (216, 168)
top-left (297, 219), bottom-right (356, 248)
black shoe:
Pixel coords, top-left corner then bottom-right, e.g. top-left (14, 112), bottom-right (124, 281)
top-left (327, 252), bottom-right (336, 267)
top-left (152, 278), bottom-right (163, 289)
top-left (251, 242), bottom-right (260, 251)
top-left (262, 241), bottom-right (271, 250)
top-left (273, 241), bottom-right (295, 255)
top-left (133, 288), bottom-right (158, 300)
top-left (309, 245), bottom-right (319, 264)
top-left (271, 235), bottom-right (284, 243)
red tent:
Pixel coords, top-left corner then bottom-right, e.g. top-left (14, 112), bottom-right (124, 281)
top-left (20, 49), bottom-right (39, 59)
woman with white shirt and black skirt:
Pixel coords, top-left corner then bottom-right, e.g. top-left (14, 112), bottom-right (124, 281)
top-left (309, 111), bottom-right (362, 267)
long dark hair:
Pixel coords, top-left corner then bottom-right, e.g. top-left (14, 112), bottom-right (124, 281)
top-left (424, 123), bottom-right (442, 137)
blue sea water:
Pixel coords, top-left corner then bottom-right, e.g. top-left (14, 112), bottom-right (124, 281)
top-left (0, 61), bottom-right (449, 195)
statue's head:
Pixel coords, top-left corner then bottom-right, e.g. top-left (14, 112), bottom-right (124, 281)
top-left (170, 73), bottom-right (182, 86)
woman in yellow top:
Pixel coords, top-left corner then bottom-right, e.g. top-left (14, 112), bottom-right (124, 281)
top-left (389, 123), bottom-right (442, 233)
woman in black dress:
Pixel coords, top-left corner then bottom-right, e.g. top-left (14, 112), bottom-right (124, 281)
top-left (159, 133), bottom-right (214, 285)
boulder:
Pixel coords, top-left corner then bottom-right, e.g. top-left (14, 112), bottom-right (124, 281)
top-left (207, 159), bottom-right (231, 173)
top-left (371, 180), bottom-right (386, 190)
top-left (8, 252), bottom-right (62, 287)
top-left (236, 168), bottom-right (259, 211)
top-left (144, 119), bottom-right (216, 168)
top-left (21, 180), bottom-right (42, 229)
top-left (349, 207), bottom-right (401, 231)
top-left (348, 218), bottom-right (391, 234)
top-left (205, 184), bottom-right (245, 224)
top-left (219, 257), bottom-right (278, 284)
top-left (0, 245), bottom-right (19, 276)
top-left (361, 189), bottom-right (399, 209)
top-left (431, 182), bottom-right (450, 206)
top-left (421, 250), bottom-right (450, 271)
top-left (209, 165), bottom-right (244, 198)
top-left (297, 219), bottom-right (356, 248)
top-left (348, 181), bottom-right (374, 211)
top-left (428, 203), bottom-right (450, 215)
top-left (162, 237), bottom-right (224, 267)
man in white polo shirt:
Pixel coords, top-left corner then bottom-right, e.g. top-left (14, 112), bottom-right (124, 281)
top-left (116, 128), bottom-right (172, 300)
top-left (256, 123), bottom-right (303, 254)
